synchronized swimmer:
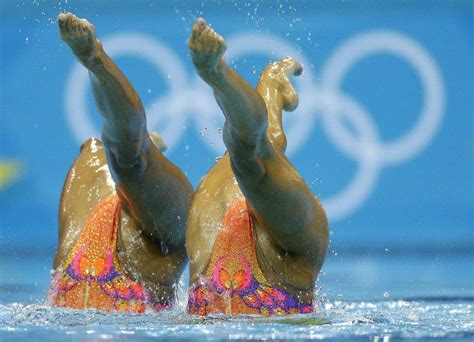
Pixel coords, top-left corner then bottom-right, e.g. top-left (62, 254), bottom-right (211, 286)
top-left (49, 12), bottom-right (328, 316)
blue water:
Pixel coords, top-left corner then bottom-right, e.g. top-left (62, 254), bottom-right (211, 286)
top-left (1, 247), bottom-right (473, 341)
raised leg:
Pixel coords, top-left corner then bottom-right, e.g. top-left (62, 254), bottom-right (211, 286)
top-left (188, 18), bottom-right (269, 177)
top-left (58, 13), bottom-right (193, 252)
top-left (256, 57), bottom-right (302, 151)
top-left (189, 19), bottom-right (328, 266)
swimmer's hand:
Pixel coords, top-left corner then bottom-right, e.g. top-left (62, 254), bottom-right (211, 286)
top-left (57, 12), bottom-right (99, 65)
top-left (188, 18), bottom-right (227, 76)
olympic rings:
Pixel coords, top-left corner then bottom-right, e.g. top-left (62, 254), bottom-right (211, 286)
top-left (64, 30), bottom-right (445, 221)
top-left (322, 30), bottom-right (445, 165)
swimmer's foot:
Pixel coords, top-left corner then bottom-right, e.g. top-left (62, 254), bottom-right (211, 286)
top-left (262, 57), bottom-right (303, 111)
top-left (272, 57), bottom-right (303, 79)
top-left (57, 12), bottom-right (101, 67)
top-left (188, 18), bottom-right (227, 82)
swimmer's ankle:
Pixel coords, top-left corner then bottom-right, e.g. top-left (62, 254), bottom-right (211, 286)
top-left (196, 57), bottom-right (227, 83)
top-left (79, 40), bottom-right (104, 70)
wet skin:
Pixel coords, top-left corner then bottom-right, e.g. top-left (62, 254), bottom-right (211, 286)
top-left (186, 19), bottom-right (329, 303)
top-left (53, 13), bottom-right (194, 303)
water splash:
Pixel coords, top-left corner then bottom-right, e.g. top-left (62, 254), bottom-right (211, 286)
top-left (1, 300), bottom-right (472, 340)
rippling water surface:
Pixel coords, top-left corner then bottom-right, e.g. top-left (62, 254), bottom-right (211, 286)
top-left (1, 300), bottom-right (473, 341)
top-left (1, 250), bottom-right (473, 341)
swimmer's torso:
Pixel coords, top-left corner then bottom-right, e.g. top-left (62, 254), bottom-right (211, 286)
top-left (51, 138), bottom-right (184, 311)
top-left (186, 154), bottom-right (316, 315)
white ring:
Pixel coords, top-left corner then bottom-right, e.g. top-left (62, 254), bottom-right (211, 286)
top-left (64, 30), bottom-right (445, 222)
top-left (313, 89), bottom-right (381, 220)
top-left (322, 30), bottom-right (445, 165)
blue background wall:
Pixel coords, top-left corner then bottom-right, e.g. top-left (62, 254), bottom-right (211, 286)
top-left (0, 0), bottom-right (472, 257)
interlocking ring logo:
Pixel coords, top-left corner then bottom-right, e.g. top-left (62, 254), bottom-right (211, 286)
top-left (64, 30), bottom-right (445, 222)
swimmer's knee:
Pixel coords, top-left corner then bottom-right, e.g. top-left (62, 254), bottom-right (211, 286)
top-left (223, 120), bottom-right (269, 154)
top-left (149, 132), bottom-right (167, 152)
top-left (224, 132), bottom-right (267, 180)
top-left (101, 134), bottom-right (147, 173)
top-left (280, 84), bottom-right (299, 112)
top-left (79, 137), bottom-right (103, 153)
top-left (114, 152), bottom-right (143, 170)
top-left (260, 57), bottom-right (301, 112)
top-left (110, 145), bottom-right (145, 171)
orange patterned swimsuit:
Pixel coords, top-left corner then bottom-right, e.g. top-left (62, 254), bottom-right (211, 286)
top-left (188, 198), bottom-right (313, 316)
top-left (48, 195), bottom-right (170, 313)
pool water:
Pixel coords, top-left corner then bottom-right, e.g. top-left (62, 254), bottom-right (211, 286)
top-left (1, 247), bottom-right (473, 341)
top-left (2, 299), bottom-right (473, 341)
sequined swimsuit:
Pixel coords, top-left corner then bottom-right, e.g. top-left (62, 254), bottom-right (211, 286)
top-left (188, 198), bottom-right (313, 316)
top-left (48, 195), bottom-right (169, 313)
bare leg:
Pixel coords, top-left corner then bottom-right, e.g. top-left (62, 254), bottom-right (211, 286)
top-left (257, 57), bottom-right (303, 152)
top-left (189, 19), bottom-right (328, 264)
top-left (188, 18), bottom-right (268, 176)
top-left (58, 13), bottom-right (193, 252)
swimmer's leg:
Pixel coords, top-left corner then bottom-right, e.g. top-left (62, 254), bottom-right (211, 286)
top-left (57, 13), bottom-right (193, 252)
top-left (256, 57), bottom-right (302, 151)
top-left (188, 18), bottom-right (268, 155)
top-left (189, 19), bottom-right (328, 266)
top-left (54, 138), bottom-right (111, 269)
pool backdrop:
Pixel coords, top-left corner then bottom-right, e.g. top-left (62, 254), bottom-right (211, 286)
top-left (0, 0), bottom-right (473, 340)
